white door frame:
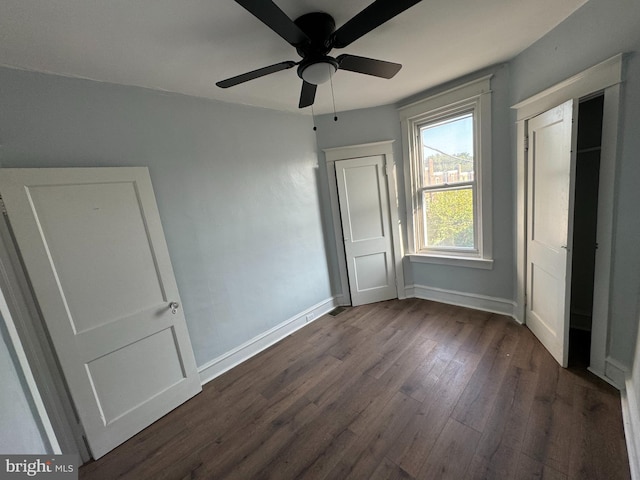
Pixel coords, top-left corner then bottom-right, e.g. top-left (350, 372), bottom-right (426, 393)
top-left (323, 141), bottom-right (405, 306)
top-left (0, 211), bottom-right (90, 461)
top-left (512, 53), bottom-right (624, 386)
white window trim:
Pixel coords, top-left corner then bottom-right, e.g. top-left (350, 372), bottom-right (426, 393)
top-left (399, 75), bottom-right (493, 269)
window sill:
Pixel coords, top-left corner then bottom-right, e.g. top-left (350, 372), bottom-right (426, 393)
top-left (408, 253), bottom-right (494, 270)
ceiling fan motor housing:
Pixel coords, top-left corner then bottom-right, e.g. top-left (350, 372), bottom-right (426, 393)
top-left (294, 12), bottom-right (336, 56)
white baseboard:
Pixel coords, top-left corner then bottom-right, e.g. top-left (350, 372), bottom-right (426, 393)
top-left (604, 356), bottom-right (627, 389)
top-left (334, 294), bottom-right (350, 307)
top-left (405, 284), bottom-right (517, 319)
top-left (623, 376), bottom-right (640, 480)
top-left (197, 296), bottom-right (339, 385)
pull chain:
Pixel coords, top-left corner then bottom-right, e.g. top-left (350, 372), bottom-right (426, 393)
top-left (330, 75), bottom-right (338, 122)
top-left (311, 105), bottom-right (317, 131)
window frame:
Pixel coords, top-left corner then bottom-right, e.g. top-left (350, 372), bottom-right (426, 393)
top-left (399, 75), bottom-right (493, 269)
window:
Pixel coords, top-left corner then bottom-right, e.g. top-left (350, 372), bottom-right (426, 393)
top-left (399, 76), bottom-right (492, 268)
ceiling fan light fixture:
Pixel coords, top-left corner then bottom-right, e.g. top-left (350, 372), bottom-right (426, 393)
top-left (219, 0), bottom-right (420, 108)
top-left (300, 60), bottom-right (337, 85)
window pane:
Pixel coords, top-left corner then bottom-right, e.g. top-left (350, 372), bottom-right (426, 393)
top-left (421, 113), bottom-right (474, 186)
top-left (423, 187), bottom-right (475, 248)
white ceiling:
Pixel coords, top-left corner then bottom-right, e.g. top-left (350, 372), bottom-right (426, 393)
top-left (0, 0), bottom-right (587, 114)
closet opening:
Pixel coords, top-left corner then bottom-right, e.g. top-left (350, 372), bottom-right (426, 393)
top-left (568, 93), bottom-right (604, 368)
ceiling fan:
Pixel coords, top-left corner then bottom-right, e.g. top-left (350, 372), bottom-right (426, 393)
top-left (216, 0), bottom-right (423, 108)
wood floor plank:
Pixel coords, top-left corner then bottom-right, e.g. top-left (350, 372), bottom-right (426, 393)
top-left (387, 348), bottom-right (481, 476)
top-left (475, 365), bottom-right (538, 460)
top-left (363, 328), bottom-right (422, 379)
top-left (264, 426), bottom-right (357, 480)
top-left (79, 299), bottom-right (631, 480)
top-left (325, 392), bottom-right (420, 480)
top-left (459, 314), bottom-right (501, 355)
top-left (465, 446), bottom-right (519, 480)
top-left (211, 332), bottom-right (308, 393)
top-left (522, 353), bottom-right (576, 474)
top-left (194, 395), bottom-right (321, 479)
top-left (351, 301), bottom-right (399, 332)
top-left (259, 348), bottom-right (337, 399)
top-left (304, 344), bottom-right (383, 408)
top-left (510, 327), bottom-right (548, 373)
top-left (516, 453), bottom-right (568, 480)
top-left (452, 330), bottom-right (519, 432)
top-left (568, 383), bottom-right (631, 479)
top-left (79, 419), bottom-right (192, 479)
top-left (369, 458), bottom-right (413, 480)
top-left (418, 418), bottom-right (481, 480)
top-left (399, 339), bottom-right (459, 402)
top-left (256, 375), bottom-right (392, 479)
top-left (349, 336), bottom-right (436, 436)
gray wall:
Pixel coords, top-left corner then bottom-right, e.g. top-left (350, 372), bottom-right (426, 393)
top-left (315, 64), bottom-right (515, 302)
top-left (0, 66), bottom-right (333, 366)
top-left (510, 0), bottom-right (640, 365)
top-left (0, 314), bottom-right (48, 454)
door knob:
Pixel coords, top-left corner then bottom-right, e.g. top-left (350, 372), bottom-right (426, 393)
top-left (169, 302), bottom-right (179, 314)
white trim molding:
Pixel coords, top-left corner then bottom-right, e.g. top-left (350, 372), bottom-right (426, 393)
top-left (602, 356), bottom-right (627, 390)
top-left (623, 321), bottom-right (640, 480)
top-left (512, 54), bottom-right (624, 121)
top-left (398, 75), bottom-right (493, 265)
top-left (622, 384), bottom-right (640, 480)
top-left (198, 296), bottom-right (338, 385)
top-left (512, 53), bottom-right (623, 384)
top-left (0, 214), bottom-right (89, 461)
top-left (405, 284), bottom-right (517, 319)
top-left (408, 253), bottom-right (493, 270)
top-left (322, 140), bottom-right (406, 303)
top-left (0, 284), bottom-right (60, 454)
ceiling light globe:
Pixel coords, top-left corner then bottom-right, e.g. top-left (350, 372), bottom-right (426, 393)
top-left (301, 62), bottom-right (337, 85)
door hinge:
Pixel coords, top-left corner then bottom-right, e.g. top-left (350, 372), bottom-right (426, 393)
top-left (524, 135), bottom-right (529, 151)
top-left (0, 195), bottom-right (6, 216)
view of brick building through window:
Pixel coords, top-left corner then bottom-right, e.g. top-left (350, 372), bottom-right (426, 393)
top-left (420, 112), bottom-right (476, 250)
top-left (424, 155), bottom-right (475, 185)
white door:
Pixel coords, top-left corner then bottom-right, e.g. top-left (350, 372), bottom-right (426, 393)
top-left (336, 156), bottom-right (397, 306)
top-left (526, 100), bottom-right (577, 367)
top-left (0, 167), bottom-right (201, 459)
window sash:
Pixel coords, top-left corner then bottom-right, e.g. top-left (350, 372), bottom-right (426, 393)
top-left (418, 183), bottom-right (478, 253)
top-left (419, 180), bottom-right (475, 192)
top-left (418, 110), bottom-right (476, 189)
top-left (416, 110), bottom-right (478, 254)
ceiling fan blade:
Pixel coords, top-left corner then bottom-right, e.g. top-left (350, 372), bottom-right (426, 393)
top-left (234, 0), bottom-right (310, 48)
top-left (337, 54), bottom-right (401, 79)
top-left (216, 61), bottom-right (297, 88)
top-left (332, 0), bottom-right (423, 49)
top-left (299, 81), bottom-right (317, 108)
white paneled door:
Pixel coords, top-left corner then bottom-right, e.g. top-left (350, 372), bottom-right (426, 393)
top-left (0, 167), bottom-right (201, 459)
top-left (526, 100), bottom-right (577, 367)
top-left (336, 156), bottom-right (397, 306)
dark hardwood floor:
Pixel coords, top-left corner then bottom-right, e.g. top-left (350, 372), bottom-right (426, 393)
top-left (79, 299), bottom-right (630, 479)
